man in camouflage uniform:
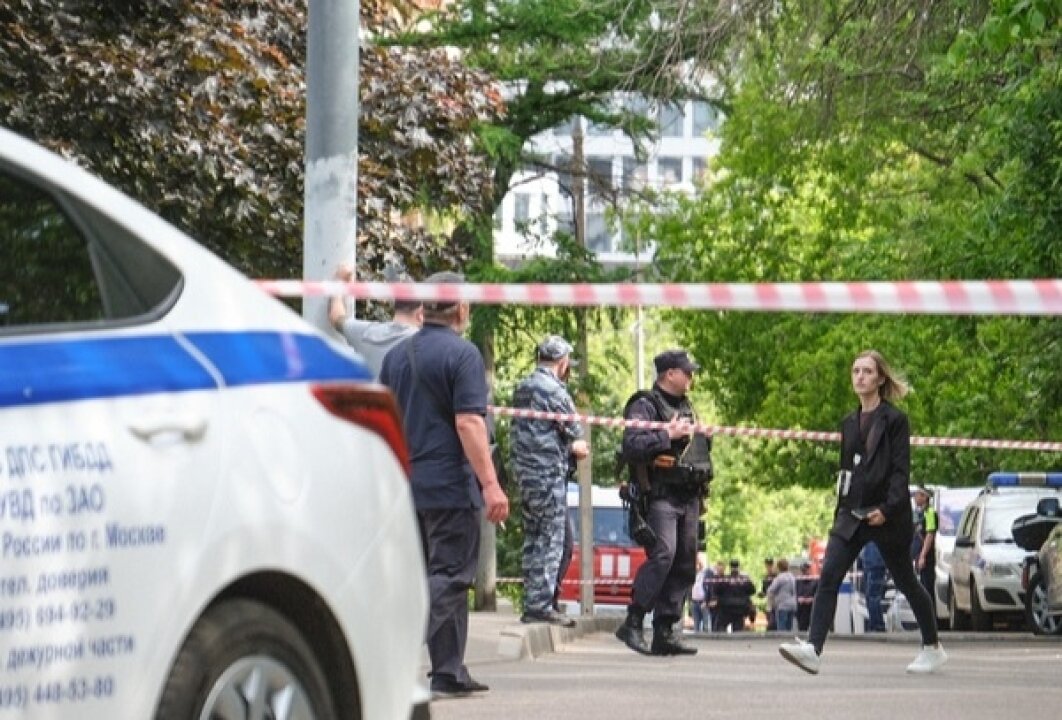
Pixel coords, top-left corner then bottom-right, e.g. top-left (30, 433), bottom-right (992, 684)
top-left (511, 335), bottom-right (589, 626)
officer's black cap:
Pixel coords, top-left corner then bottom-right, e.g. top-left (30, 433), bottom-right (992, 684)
top-left (654, 349), bottom-right (700, 375)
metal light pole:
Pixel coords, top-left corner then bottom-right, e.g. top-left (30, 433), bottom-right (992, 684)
top-left (303, 0), bottom-right (360, 330)
top-left (570, 119), bottom-right (595, 617)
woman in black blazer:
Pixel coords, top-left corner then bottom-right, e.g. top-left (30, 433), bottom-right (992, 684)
top-left (780, 350), bottom-right (947, 675)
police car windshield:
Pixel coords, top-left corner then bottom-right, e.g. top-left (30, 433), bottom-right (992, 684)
top-left (937, 488), bottom-right (980, 537)
top-left (569, 508), bottom-right (637, 548)
top-left (981, 506), bottom-right (1028, 544)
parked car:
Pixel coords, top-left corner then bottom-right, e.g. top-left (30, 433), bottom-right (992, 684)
top-left (0, 128), bottom-right (428, 719)
top-left (928, 485), bottom-right (981, 627)
top-left (949, 472), bottom-right (1062, 631)
top-left (851, 574), bottom-right (918, 633)
top-left (558, 483), bottom-right (648, 613)
top-left (1015, 496), bottom-right (1062, 635)
top-left (1038, 498), bottom-right (1062, 621)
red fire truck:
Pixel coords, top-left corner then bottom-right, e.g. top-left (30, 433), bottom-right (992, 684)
top-left (558, 484), bottom-right (648, 611)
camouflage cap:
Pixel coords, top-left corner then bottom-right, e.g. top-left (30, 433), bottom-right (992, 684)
top-left (537, 334), bottom-right (574, 361)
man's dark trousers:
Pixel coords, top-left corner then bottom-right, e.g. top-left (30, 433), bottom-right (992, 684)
top-left (630, 493), bottom-right (699, 622)
top-left (418, 507), bottom-right (480, 685)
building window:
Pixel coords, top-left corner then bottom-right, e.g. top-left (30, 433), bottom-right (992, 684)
top-left (622, 157), bottom-right (648, 191)
top-left (659, 102), bottom-right (685, 138)
top-left (692, 157), bottom-right (707, 184)
top-left (657, 157), bottom-right (683, 186)
top-left (588, 158), bottom-right (614, 193)
top-left (586, 203), bottom-right (611, 253)
top-left (692, 101), bottom-right (718, 136)
top-left (514, 194), bottom-right (531, 225)
top-left (556, 199), bottom-right (574, 236)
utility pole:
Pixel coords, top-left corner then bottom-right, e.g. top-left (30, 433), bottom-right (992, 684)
top-left (571, 119), bottom-right (595, 617)
top-left (634, 228), bottom-right (645, 389)
top-left (474, 340), bottom-right (498, 611)
top-left (303, 0), bottom-right (360, 330)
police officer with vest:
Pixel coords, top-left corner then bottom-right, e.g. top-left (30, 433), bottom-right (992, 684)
top-left (615, 349), bottom-right (712, 656)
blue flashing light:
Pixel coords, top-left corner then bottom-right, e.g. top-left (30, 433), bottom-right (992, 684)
top-left (987, 472), bottom-right (1062, 489)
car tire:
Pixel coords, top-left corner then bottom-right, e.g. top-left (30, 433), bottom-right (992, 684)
top-left (969, 579), bottom-right (992, 631)
top-left (155, 598), bottom-right (337, 720)
top-left (949, 583), bottom-right (970, 631)
top-left (1025, 573), bottom-right (1062, 636)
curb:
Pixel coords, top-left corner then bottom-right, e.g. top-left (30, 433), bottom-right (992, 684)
top-left (497, 615), bottom-right (624, 661)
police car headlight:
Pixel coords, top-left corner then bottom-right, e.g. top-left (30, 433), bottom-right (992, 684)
top-left (984, 562), bottom-right (1018, 579)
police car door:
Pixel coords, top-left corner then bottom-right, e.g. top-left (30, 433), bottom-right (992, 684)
top-left (951, 504), bottom-right (980, 608)
top-left (0, 156), bottom-right (222, 716)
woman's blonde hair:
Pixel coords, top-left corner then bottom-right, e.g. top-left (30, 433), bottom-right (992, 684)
top-left (856, 349), bottom-right (909, 401)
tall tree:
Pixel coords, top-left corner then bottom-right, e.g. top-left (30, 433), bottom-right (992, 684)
top-left (646, 0), bottom-right (1061, 490)
top-left (0, 0), bottom-right (501, 289)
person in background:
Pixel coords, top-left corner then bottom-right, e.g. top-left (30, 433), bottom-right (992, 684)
top-left (779, 350), bottom-right (946, 675)
top-left (760, 557), bottom-right (778, 630)
top-left (379, 271), bottom-right (509, 699)
top-left (510, 335), bottom-right (588, 627)
top-left (767, 558), bottom-right (798, 633)
top-left (329, 263), bottom-right (422, 378)
top-left (691, 552), bottom-right (709, 632)
top-left (912, 486), bottom-right (938, 602)
top-left (715, 559), bottom-right (756, 632)
top-left (709, 560), bottom-right (725, 630)
top-left (795, 561), bottom-right (817, 631)
top-left (860, 541), bottom-right (888, 632)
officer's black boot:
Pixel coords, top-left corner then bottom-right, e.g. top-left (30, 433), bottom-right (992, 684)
top-left (651, 622), bottom-right (698, 656)
top-left (614, 610), bottom-right (652, 656)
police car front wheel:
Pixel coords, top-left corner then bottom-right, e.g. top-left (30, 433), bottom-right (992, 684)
top-left (155, 598), bottom-right (338, 720)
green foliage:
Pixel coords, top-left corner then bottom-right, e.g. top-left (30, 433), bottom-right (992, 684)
top-left (0, 0), bottom-right (500, 289)
top-left (705, 437), bottom-right (835, 573)
top-left (393, 0), bottom-right (745, 265)
top-left (647, 0), bottom-right (1061, 502)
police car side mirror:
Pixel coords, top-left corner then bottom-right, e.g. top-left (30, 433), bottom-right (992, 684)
top-left (954, 536), bottom-right (974, 549)
top-left (1036, 497), bottom-right (1061, 518)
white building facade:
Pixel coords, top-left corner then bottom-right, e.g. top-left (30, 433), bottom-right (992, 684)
top-left (494, 98), bottom-right (721, 265)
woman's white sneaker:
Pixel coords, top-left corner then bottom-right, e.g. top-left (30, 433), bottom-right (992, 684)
top-left (779, 638), bottom-right (820, 675)
top-left (906, 644), bottom-right (947, 674)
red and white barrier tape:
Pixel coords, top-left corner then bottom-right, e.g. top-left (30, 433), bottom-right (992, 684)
top-left (257, 279), bottom-right (1062, 315)
top-left (489, 405), bottom-right (1062, 452)
top-left (495, 575), bottom-right (819, 585)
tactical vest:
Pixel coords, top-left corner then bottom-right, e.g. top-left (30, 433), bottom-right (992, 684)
top-left (622, 388), bottom-right (713, 494)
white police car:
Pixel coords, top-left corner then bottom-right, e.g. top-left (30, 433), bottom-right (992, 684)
top-left (0, 128), bottom-right (429, 719)
top-left (949, 472), bottom-right (1062, 632)
top-left (928, 484), bottom-right (981, 626)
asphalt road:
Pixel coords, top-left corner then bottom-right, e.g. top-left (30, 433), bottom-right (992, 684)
top-left (431, 633), bottom-right (1062, 720)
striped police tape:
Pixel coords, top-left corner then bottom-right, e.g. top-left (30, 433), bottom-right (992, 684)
top-left (496, 575), bottom-right (819, 585)
top-left (257, 278), bottom-right (1062, 316)
top-left (489, 405), bottom-right (1062, 452)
